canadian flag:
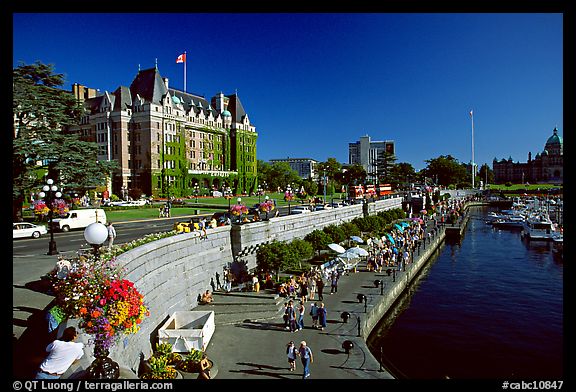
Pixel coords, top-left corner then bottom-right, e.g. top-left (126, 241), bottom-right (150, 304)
top-left (176, 53), bottom-right (186, 63)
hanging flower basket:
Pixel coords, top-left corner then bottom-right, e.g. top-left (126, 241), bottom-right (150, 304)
top-left (258, 200), bottom-right (275, 213)
top-left (229, 204), bottom-right (248, 216)
top-left (49, 256), bottom-right (149, 351)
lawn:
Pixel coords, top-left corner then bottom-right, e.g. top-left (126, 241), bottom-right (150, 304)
top-left (487, 183), bottom-right (562, 191)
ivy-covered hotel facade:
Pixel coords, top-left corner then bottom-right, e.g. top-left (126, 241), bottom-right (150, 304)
top-left (69, 66), bottom-right (258, 198)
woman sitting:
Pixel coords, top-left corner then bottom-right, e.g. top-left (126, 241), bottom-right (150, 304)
top-left (199, 290), bottom-right (213, 304)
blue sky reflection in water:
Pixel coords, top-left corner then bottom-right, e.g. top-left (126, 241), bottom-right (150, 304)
top-left (368, 208), bottom-right (563, 379)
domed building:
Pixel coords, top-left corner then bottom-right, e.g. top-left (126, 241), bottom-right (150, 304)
top-left (492, 127), bottom-right (563, 184)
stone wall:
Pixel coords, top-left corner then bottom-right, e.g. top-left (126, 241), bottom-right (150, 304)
top-left (231, 197), bottom-right (403, 270)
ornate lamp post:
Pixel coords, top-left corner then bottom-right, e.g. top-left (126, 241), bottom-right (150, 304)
top-left (257, 184), bottom-right (263, 203)
top-left (236, 197), bottom-right (243, 223)
top-left (194, 183), bottom-right (200, 203)
top-left (286, 184), bottom-right (293, 215)
top-left (84, 222), bottom-right (109, 260)
top-left (83, 222), bottom-right (120, 379)
top-left (224, 186), bottom-right (232, 209)
top-left (38, 178), bottom-right (62, 255)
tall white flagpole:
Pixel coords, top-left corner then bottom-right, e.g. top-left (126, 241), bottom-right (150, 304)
top-left (470, 109), bottom-right (475, 189)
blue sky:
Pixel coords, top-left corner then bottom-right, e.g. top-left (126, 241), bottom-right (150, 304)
top-left (13, 13), bottom-right (563, 171)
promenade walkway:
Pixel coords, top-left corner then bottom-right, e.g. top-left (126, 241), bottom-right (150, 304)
top-left (197, 264), bottom-right (396, 379)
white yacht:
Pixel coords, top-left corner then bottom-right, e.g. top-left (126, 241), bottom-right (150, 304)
top-left (521, 213), bottom-right (557, 241)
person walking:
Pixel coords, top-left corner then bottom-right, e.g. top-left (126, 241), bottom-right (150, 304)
top-left (286, 300), bottom-right (297, 332)
top-left (308, 275), bottom-right (316, 301)
top-left (215, 272), bottom-right (222, 291)
top-left (316, 277), bottom-right (325, 301)
top-left (286, 341), bottom-right (298, 372)
top-left (107, 222), bottom-right (117, 249)
top-left (317, 302), bottom-right (327, 330)
top-left (298, 341), bottom-right (313, 379)
top-left (330, 271), bottom-right (339, 295)
top-left (309, 301), bottom-right (319, 329)
top-left (35, 327), bottom-right (84, 379)
top-left (296, 301), bottom-right (305, 331)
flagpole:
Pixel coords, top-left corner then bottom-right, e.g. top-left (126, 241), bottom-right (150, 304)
top-left (184, 51), bottom-right (187, 93)
top-left (470, 109), bottom-right (475, 189)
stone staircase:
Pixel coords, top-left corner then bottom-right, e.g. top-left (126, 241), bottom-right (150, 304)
top-left (203, 290), bottom-right (286, 325)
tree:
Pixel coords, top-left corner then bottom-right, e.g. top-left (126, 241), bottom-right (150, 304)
top-left (265, 162), bottom-right (300, 192)
top-left (422, 155), bottom-right (467, 187)
top-left (302, 179), bottom-right (318, 197)
top-left (336, 164), bottom-right (366, 187)
top-left (287, 239), bottom-right (314, 270)
top-left (256, 241), bottom-right (290, 280)
top-left (388, 162), bottom-right (417, 189)
top-left (304, 230), bottom-right (332, 256)
top-left (323, 224), bottom-right (346, 244)
top-left (478, 163), bottom-right (494, 185)
top-left (13, 61), bottom-right (116, 220)
top-left (373, 150), bottom-right (397, 183)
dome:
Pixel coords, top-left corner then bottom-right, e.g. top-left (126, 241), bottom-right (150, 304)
top-left (546, 128), bottom-right (562, 146)
top-left (172, 95), bottom-right (181, 104)
top-left (221, 110), bottom-right (232, 118)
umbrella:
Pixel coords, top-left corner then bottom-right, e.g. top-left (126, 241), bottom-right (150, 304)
top-left (400, 222), bottom-right (410, 228)
top-left (328, 243), bottom-right (346, 253)
top-left (348, 247), bottom-right (369, 257)
top-left (350, 235), bottom-right (364, 244)
top-left (394, 223), bottom-right (404, 232)
top-left (385, 233), bottom-right (396, 245)
top-left (339, 251), bottom-right (358, 260)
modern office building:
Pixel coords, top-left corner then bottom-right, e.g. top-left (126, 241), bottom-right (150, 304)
top-left (349, 135), bottom-right (395, 182)
top-left (269, 157), bottom-right (319, 180)
top-left (68, 65), bottom-right (258, 198)
top-left (492, 127), bottom-right (563, 184)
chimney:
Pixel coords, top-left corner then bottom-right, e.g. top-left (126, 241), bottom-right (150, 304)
top-left (163, 77), bottom-right (169, 89)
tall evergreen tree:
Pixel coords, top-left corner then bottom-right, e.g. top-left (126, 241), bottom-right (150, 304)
top-left (13, 61), bottom-right (116, 220)
top-left (373, 150), bottom-right (397, 183)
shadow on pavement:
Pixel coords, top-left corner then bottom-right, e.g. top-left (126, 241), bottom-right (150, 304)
top-left (13, 304), bottom-right (55, 379)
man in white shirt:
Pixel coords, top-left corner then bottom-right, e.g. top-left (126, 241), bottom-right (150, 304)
top-left (36, 327), bottom-right (84, 379)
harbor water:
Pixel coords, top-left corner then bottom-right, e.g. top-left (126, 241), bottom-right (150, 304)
top-left (367, 206), bottom-right (563, 379)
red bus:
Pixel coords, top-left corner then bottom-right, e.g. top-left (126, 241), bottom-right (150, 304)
top-left (377, 184), bottom-right (393, 196)
top-left (349, 185), bottom-right (364, 199)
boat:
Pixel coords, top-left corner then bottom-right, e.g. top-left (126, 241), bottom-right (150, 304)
top-left (492, 215), bottom-right (525, 229)
top-left (551, 234), bottom-right (563, 259)
top-left (521, 213), bottom-right (558, 241)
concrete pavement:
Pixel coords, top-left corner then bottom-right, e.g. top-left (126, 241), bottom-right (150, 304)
top-left (196, 264), bottom-right (397, 380)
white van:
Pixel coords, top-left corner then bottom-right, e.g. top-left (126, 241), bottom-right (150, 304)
top-left (51, 209), bottom-right (107, 232)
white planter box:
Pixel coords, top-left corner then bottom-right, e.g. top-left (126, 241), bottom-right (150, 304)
top-left (158, 311), bottom-right (215, 352)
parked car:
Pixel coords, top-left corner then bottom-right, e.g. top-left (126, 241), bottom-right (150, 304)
top-left (290, 206), bottom-right (311, 215)
top-left (314, 204), bottom-right (333, 211)
top-left (13, 222), bottom-right (48, 239)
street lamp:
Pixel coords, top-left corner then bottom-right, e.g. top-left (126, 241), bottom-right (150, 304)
top-left (286, 184), bottom-right (293, 215)
top-left (236, 197), bottom-right (243, 223)
top-left (257, 184), bottom-right (262, 203)
top-left (38, 178), bottom-right (62, 255)
top-left (84, 222), bottom-right (109, 259)
top-left (224, 186), bottom-right (232, 209)
top-left (194, 183), bottom-right (200, 203)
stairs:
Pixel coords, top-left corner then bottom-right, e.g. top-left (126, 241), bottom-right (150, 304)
top-left (204, 290), bottom-right (286, 325)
